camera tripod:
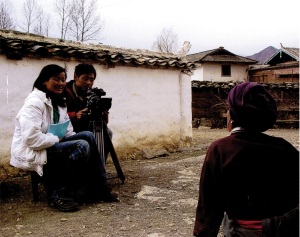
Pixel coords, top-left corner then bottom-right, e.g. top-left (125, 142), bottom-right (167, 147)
top-left (90, 119), bottom-right (125, 184)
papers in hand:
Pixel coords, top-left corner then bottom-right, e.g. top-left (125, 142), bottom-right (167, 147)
top-left (47, 120), bottom-right (70, 138)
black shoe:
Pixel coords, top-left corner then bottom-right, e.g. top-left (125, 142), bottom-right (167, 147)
top-left (49, 191), bottom-right (80, 212)
top-left (85, 189), bottom-right (119, 203)
top-left (98, 191), bottom-right (119, 203)
top-left (98, 183), bottom-right (119, 202)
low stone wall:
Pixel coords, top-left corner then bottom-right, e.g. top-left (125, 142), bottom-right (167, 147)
top-left (192, 81), bottom-right (299, 128)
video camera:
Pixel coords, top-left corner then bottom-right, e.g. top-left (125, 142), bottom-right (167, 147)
top-left (86, 87), bottom-right (112, 119)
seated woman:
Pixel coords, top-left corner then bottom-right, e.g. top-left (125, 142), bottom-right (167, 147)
top-left (10, 64), bottom-right (118, 212)
top-left (193, 82), bottom-right (299, 237)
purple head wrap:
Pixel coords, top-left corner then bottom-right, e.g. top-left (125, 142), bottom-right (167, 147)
top-left (228, 82), bottom-right (277, 132)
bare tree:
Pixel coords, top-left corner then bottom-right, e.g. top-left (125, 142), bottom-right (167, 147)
top-left (55, 0), bottom-right (73, 40)
top-left (0, 0), bottom-right (15, 30)
top-left (43, 14), bottom-right (51, 37)
top-left (152, 27), bottom-right (179, 53)
top-left (33, 9), bottom-right (51, 36)
top-left (69, 0), bottom-right (104, 42)
top-left (21, 0), bottom-right (40, 33)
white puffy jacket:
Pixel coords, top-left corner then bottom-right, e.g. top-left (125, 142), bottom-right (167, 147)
top-left (10, 88), bottom-right (75, 176)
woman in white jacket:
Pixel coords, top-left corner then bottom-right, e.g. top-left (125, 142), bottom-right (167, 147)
top-left (11, 64), bottom-right (118, 212)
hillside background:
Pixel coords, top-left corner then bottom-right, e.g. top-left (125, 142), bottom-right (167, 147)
top-left (247, 46), bottom-right (278, 64)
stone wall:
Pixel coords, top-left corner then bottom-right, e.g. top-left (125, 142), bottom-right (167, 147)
top-left (192, 81), bottom-right (299, 128)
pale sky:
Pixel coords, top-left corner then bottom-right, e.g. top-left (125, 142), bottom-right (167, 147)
top-left (14, 0), bottom-right (300, 56)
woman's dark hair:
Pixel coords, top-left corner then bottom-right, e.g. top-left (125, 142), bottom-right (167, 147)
top-left (74, 63), bottom-right (97, 78)
top-left (33, 64), bottom-right (67, 107)
top-left (33, 64), bottom-right (66, 91)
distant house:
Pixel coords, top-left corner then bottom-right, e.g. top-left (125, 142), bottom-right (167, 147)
top-left (248, 44), bottom-right (299, 83)
top-left (186, 46), bottom-right (257, 81)
top-left (0, 29), bottom-right (196, 169)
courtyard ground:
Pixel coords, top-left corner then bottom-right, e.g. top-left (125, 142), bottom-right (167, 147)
top-left (0, 127), bottom-right (299, 237)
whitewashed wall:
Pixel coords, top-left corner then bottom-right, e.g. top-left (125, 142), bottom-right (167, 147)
top-left (190, 63), bottom-right (248, 81)
top-left (0, 56), bottom-right (192, 165)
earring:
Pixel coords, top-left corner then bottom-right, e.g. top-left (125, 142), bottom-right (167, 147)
top-left (230, 120), bottom-right (234, 124)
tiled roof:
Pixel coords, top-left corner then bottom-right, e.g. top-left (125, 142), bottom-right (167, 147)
top-left (264, 46), bottom-right (299, 64)
top-left (192, 80), bottom-right (299, 90)
top-left (187, 49), bottom-right (216, 61)
top-left (187, 47), bottom-right (257, 64)
top-left (0, 29), bottom-right (196, 72)
top-left (282, 47), bottom-right (299, 60)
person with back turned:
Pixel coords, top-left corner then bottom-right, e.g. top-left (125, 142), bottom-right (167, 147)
top-left (193, 82), bottom-right (299, 237)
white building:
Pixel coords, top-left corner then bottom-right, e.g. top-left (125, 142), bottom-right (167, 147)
top-left (0, 30), bottom-right (195, 170)
top-left (187, 46), bottom-right (257, 82)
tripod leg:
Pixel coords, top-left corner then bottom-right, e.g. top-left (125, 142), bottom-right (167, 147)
top-left (98, 128), bottom-right (106, 166)
top-left (92, 122), bottom-right (105, 167)
top-left (103, 125), bottom-right (125, 184)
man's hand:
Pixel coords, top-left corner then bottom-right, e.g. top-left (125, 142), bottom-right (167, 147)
top-left (76, 108), bottom-right (89, 120)
top-left (103, 110), bottom-right (109, 124)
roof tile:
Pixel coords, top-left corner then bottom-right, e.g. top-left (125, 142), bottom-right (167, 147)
top-left (0, 29), bottom-right (196, 72)
top-left (187, 47), bottom-right (257, 64)
top-left (192, 80), bottom-right (299, 90)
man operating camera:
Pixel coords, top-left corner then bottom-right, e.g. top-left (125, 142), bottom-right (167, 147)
top-left (65, 63), bottom-right (113, 162)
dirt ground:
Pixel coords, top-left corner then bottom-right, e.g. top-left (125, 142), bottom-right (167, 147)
top-left (0, 127), bottom-right (299, 237)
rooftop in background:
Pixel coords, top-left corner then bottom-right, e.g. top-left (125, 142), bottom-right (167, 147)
top-left (247, 44), bottom-right (299, 83)
top-left (186, 47), bottom-right (257, 64)
top-left (265, 44), bottom-right (299, 65)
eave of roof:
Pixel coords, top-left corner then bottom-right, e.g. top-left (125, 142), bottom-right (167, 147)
top-left (248, 61), bottom-right (299, 71)
top-left (264, 47), bottom-right (299, 64)
top-left (282, 47), bottom-right (299, 60)
top-left (0, 29), bottom-right (196, 72)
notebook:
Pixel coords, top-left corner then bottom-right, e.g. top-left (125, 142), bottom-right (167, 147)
top-left (47, 119), bottom-right (70, 138)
